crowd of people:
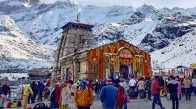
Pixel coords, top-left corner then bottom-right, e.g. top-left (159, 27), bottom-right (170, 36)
top-left (0, 69), bottom-right (196, 109)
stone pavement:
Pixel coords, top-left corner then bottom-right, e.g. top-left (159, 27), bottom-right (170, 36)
top-left (3, 96), bottom-right (196, 109)
top-left (89, 96), bottom-right (196, 109)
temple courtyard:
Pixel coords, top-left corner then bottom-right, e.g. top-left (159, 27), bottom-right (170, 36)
top-left (4, 96), bottom-right (196, 109)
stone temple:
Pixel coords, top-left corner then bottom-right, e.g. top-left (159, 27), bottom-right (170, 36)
top-left (52, 21), bottom-right (151, 82)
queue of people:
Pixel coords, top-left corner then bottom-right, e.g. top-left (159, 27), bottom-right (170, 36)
top-left (0, 69), bottom-right (196, 109)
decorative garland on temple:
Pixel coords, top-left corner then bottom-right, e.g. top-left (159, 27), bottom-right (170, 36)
top-left (88, 56), bottom-right (100, 65)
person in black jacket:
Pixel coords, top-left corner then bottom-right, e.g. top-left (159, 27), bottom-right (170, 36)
top-left (2, 82), bottom-right (10, 97)
top-left (29, 81), bottom-right (37, 103)
top-left (167, 75), bottom-right (178, 109)
top-left (50, 84), bottom-right (59, 109)
top-left (0, 83), bottom-right (2, 95)
top-left (145, 77), bottom-right (152, 100)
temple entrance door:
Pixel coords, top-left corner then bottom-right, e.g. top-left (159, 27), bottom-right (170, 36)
top-left (66, 68), bottom-right (71, 81)
top-left (120, 64), bottom-right (129, 79)
top-left (109, 64), bottom-right (114, 79)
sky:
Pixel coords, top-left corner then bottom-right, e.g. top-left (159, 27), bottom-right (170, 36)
top-left (40, 0), bottom-right (196, 9)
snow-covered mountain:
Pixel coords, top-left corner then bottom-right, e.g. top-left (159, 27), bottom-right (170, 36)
top-left (0, 15), bottom-right (53, 69)
top-left (151, 30), bottom-right (196, 68)
top-left (0, 0), bottom-right (196, 69)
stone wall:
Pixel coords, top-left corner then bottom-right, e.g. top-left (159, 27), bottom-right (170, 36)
top-left (53, 22), bottom-right (96, 82)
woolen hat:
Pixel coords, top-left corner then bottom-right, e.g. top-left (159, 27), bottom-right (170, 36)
top-left (106, 79), bottom-right (113, 84)
top-left (80, 80), bottom-right (87, 86)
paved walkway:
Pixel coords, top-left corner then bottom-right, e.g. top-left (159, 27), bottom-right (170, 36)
top-left (3, 96), bottom-right (196, 109)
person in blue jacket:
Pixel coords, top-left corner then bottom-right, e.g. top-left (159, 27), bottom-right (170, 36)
top-left (37, 81), bottom-right (45, 101)
top-left (100, 78), bottom-right (118, 109)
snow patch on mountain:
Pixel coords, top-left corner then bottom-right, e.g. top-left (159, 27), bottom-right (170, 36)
top-left (123, 18), bottom-right (159, 45)
top-left (151, 30), bottom-right (196, 68)
top-left (0, 15), bottom-right (53, 69)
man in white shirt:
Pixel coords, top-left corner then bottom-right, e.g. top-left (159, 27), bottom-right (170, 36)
top-left (129, 76), bottom-right (136, 98)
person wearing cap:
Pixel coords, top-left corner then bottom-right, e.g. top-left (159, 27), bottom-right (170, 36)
top-left (74, 80), bottom-right (93, 109)
top-left (151, 75), bottom-right (165, 109)
top-left (100, 79), bottom-right (118, 109)
top-left (167, 75), bottom-right (178, 109)
top-left (59, 83), bottom-right (71, 109)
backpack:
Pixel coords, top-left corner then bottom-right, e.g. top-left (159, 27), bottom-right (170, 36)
top-left (27, 106), bottom-right (33, 109)
top-left (17, 101), bottom-right (22, 107)
top-left (33, 103), bottom-right (49, 109)
top-left (7, 102), bottom-right (12, 108)
top-left (11, 102), bottom-right (17, 108)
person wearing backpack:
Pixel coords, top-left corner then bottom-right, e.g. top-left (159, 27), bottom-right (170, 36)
top-left (74, 80), bottom-right (93, 109)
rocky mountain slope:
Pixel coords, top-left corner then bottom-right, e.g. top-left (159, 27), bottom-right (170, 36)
top-left (0, 0), bottom-right (195, 69)
top-left (151, 29), bottom-right (196, 68)
top-left (0, 15), bottom-right (52, 69)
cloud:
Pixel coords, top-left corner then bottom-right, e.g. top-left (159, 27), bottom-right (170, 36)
top-left (40, 0), bottom-right (196, 9)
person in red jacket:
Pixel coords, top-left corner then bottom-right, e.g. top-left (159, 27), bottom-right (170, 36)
top-left (87, 80), bottom-right (94, 90)
top-left (114, 79), bottom-right (125, 109)
top-left (55, 83), bottom-right (61, 106)
top-left (151, 75), bottom-right (165, 109)
top-left (46, 80), bottom-right (50, 87)
top-left (2, 82), bottom-right (10, 97)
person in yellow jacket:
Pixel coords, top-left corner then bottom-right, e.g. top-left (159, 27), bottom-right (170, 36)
top-left (74, 80), bottom-right (93, 109)
top-left (23, 84), bottom-right (33, 109)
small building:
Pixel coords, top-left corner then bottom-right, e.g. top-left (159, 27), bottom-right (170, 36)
top-left (52, 21), bottom-right (151, 82)
top-left (28, 68), bottom-right (52, 80)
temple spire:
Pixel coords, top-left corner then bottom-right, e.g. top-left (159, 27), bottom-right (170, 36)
top-left (76, 13), bottom-right (80, 22)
